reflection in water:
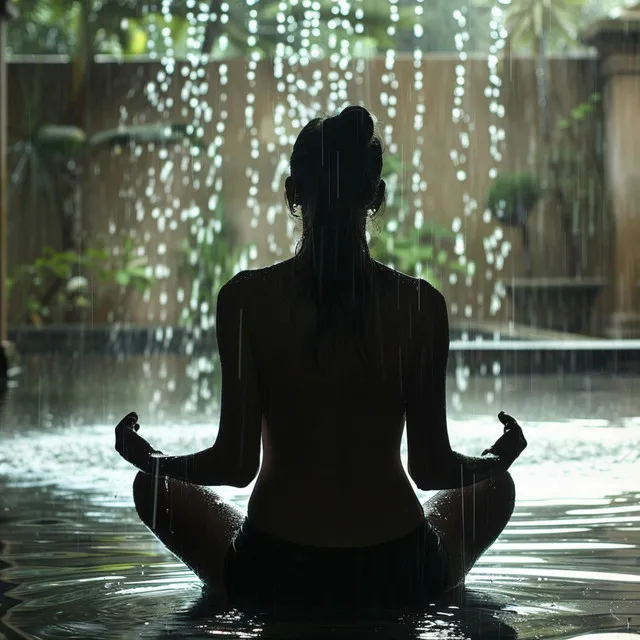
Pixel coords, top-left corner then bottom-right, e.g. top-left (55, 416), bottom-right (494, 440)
top-left (0, 359), bottom-right (639, 639)
top-left (2, 450), bottom-right (638, 638)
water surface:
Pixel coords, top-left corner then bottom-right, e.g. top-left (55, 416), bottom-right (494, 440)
top-left (1, 356), bottom-right (639, 639)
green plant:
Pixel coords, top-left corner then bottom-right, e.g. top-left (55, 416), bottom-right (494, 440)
top-left (547, 91), bottom-right (604, 278)
top-left (369, 222), bottom-right (469, 288)
top-left (486, 172), bottom-right (542, 276)
top-left (7, 120), bottom-right (198, 323)
top-left (7, 0), bottom-right (417, 59)
top-left (487, 173), bottom-right (542, 228)
top-left (6, 57), bottom-right (201, 325)
top-left (7, 236), bottom-right (153, 326)
top-left (178, 199), bottom-right (254, 330)
top-left (7, 0), bottom-right (194, 57)
top-left (473, 0), bottom-right (591, 141)
top-left (486, 92), bottom-right (605, 278)
top-left (369, 156), bottom-right (473, 288)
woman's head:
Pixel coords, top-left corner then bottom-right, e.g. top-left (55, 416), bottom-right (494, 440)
top-left (285, 105), bottom-right (386, 234)
top-left (285, 105), bottom-right (386, 369)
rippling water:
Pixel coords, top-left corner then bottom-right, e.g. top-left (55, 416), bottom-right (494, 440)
top-left (1, 357), bottom-right (639, 639)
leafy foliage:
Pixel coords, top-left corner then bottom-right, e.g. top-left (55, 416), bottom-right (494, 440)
top-left (178, 198), bottom-right (255, 330)
top-left (485, 92), bottom-right (605, 278)
top-left (472, 0), bottom-right (591, 56)
top-left (7, 0), bottom-right (419, 58)
top-left (7, 237), bottom-right (153, 326)
top-left (7, 0), bottom-right (194, 56)
top-left (369, 222), bottom-right (469, 288)
top-left (548, 92), bottom-right (605, 239)
top-left (369, 156), bottom-right (473, 288)
top-left (486, 173), bottom-right (542, 228)
top-left (6, 49), bottom-right (202, 326)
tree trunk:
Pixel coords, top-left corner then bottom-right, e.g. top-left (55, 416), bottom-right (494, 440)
top-left (0, 8), bottom-right (8, 343)
top-left (522, 223), bottom-right (532, 277)
top-left (201, 0), bottom-right (224, 55)
top-left (535, 32), bottom-right (552, 145)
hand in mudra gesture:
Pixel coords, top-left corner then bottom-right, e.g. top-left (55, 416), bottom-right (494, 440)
top-left (114, 411), bottom-right (158, 472)
top-left (482, 411), bottom-right (527, 465)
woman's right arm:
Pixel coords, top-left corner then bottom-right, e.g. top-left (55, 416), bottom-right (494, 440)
top-left (405, 280), bottom-right (510, 491)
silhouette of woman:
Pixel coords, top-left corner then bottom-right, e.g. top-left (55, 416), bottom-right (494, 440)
top-left (115, 104), bottom-right (527, 612)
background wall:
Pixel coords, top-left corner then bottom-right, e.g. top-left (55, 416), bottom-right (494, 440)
top-left (6, 55), bottom-right (612, 332)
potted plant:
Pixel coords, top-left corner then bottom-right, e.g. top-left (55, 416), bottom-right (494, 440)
top-left (486, 172), bottom-right (542, 278)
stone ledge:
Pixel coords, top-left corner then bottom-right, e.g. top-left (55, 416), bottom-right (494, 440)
top-left (7, 324), bottom-right (640, 375)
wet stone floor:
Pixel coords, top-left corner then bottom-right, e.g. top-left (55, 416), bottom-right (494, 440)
top-left (0, 356), bottom-right (639, 639)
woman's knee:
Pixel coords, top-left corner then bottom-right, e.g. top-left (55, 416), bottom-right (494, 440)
top-left (483, 471), bottom-right (516, 523)
top-left (489, 470), bottom-right (515, 503)
top-left (132, 471), bottom-right (165, 515)
top-left (133, 471), bottom-right (149, 511)
top-left (133, 470), bottom-right (150, 496)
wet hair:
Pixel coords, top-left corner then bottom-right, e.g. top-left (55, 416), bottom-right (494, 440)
top-left (287, 105), bottom-right (386, 368)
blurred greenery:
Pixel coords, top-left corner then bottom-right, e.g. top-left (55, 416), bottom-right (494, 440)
top-left (474, 0), bottom-right (591, 55)
top-left (369, 156), bottom-right (473, 288)
top-left (546, 91), bottom-right (605, 278)
top-left (486, 173), bottom-right (542, 229)
top-left (6, 0), bottom-right (417, 58)
top-left (486, 92), bottom-right (605, 278)
top-left (6, 0), bottom-right (629, 58)
top-left (7, 0), bottom-right (193, 57)
top-left (7, 236), bottom-right (153, 326)
top-left (473, 0), bottom-right (591, 143)
top-left (178, 196), bottom-right (254, 330)
top-left (485, 172), bottom-right (541, 277)
top-left (7, 100), bottom-right (200, 325)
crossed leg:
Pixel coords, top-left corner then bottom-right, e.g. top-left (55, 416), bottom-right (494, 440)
top-left (133, 469), bottom-right (516, 601)
top-left (422, 471), bottom-right (516, 592)
top-left (132, 471), bottom-right (244, 597)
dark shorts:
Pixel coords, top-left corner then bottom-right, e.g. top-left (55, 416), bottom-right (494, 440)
top-left (223, 518), bottom-right (449, 612)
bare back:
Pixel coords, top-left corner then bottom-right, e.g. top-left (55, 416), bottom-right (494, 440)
top-left (244, 258), bottom-right (431, 547)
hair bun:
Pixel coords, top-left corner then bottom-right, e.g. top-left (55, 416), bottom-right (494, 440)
top-left (327, 105), bottom-right (374, 153)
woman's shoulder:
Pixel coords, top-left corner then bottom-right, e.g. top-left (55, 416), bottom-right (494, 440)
top-left (373, 261), bottom-right (442, 299)
top-left (221, 261), bottom-right (294, 301)
top-left (227, 259), bottom-right (443, 304)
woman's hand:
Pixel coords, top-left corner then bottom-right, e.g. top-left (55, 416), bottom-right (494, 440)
top-left (114, 411), bottom-right (156, 473)
top-left (482, 411), bottom-right (527, 465)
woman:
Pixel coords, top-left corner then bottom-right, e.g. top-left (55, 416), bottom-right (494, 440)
top-left (115, 105), bottom-right (527, 612)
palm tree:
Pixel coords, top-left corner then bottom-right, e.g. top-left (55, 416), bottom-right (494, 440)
top-left (474, 0), bottom-right (590, 142)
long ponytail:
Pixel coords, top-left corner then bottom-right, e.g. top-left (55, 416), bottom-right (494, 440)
top-left (288, 106), bottom-right (386, 368)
